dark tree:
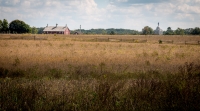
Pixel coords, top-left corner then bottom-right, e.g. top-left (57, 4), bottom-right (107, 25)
top-left (142, 26), bottom-right (153, 35)
top-left (9, 19), bottom-right (31, 33)
top-left (165, 27), bottom-right (174, 35)
top-left (191, 27), bottom-right (200, 35)
top-left (110, 31), bottom-right (115, 35)
top-left (36, 27), bottom-right (45, 34)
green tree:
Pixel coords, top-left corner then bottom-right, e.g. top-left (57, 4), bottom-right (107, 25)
top-left (165, 27), bottom-right (174, 35)
top-left (37, 27), bottom-right (44, 34)
top-left (0, 20), bottom-right (2, 32)
top-left (191, 27), bottom-right (200, 35)
top-left (31, 27), bottom-right (38, 34)
top-left (175, 27), bottom-right (185, 35)
top-left (142, 26), bottom-right (153, 35)
top-left (2, 19), bottom-right (9, 33)
top-left (110, 31), bottom-right (115, 35)
top-left (9, 19), bottom-right (31, 34)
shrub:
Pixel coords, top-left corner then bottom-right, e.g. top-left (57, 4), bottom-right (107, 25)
top-left (159, 40), bottom-right (162, 44)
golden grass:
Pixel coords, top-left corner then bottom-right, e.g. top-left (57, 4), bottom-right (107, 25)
top-left (1, 35), bottom-right (200, 110)
top-left (0, 35), bottom-right (200, 74)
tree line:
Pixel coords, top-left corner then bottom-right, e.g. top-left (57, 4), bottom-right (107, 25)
top-left (0, 19), bottom-right (38, 34)
top-left (141, 26), bottom-right (200, 35)
top-left (1, 18), bottom-right (200, 35)
top-left (71, 26), bottom-right (200, 35)
top-left (71, 28), bottom-right (140, 35)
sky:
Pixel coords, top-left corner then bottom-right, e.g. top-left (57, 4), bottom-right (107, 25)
top-left (0, 0), bottom-right (200, 31)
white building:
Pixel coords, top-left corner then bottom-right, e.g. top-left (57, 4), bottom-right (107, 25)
top-left (154, 22), bottom-right (163, 35)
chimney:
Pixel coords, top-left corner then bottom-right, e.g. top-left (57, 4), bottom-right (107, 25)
top-left (56, 23), bottom-right (58, 27)
top-left (46, 24), bottom-right (48, 27)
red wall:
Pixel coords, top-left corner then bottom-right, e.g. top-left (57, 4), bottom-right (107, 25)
top-left (64, 28), bottom-right (70, 35)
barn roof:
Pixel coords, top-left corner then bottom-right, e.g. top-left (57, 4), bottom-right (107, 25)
top-left (43, 25), bottom-right (70, 32)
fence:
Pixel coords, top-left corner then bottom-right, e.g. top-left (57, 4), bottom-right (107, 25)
top-left (1, 35), bottom-right (200, 45)
top-left (159, 40), bottom-right (200, 45)
top-left (0, 35), bottom-right (47, 40)
top-left (94, 38), bottom-right (147, 43)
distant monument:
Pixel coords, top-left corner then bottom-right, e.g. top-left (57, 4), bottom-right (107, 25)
top-left (154, 22), bottom-right (163, 35)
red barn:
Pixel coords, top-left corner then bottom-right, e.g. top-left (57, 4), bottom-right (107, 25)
top-left (43, 24), bottom-right (70, 35)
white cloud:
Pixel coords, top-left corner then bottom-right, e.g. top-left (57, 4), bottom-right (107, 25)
top-left (0, 0), bottom-right (199, 30)
top-left (13, 0), bottom-right (20, 4)
top-left (117, 0), bottom-right (128, 2)
top-left (21, 1), bottom-right (31, 7)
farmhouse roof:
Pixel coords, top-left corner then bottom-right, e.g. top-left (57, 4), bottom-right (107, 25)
top-left (43, 25), bottom-right (70, 32)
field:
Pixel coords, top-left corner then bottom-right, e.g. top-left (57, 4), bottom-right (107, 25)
top-left (1, 34), bottom-right (200, 110)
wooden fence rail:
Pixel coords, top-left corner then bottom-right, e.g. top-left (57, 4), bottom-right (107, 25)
top-left (1, 36), bottom-right (200, 45)
top-left (8, 36), bottom-right (47, 40)
top-left (159, 40), bottom-right (200, 45)
top-left (185, 41), bottom-right (200, 45)
top-left (95, 38), bottom-right (147, 43)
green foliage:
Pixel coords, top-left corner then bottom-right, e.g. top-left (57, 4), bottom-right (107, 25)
top-left (175, 27), bottom-right (185, 35)
top-left (164, 27), bottom-right (174, 35)
top-left (110, 31), bottom-right (115, 35)
top-left (36, 27), bottom-right (44, 34)
top-left (0, 19), bottom-right (9, 33)
top-left (142, 26), bottom-right (153, 35)
top-left (73, 28), bottom-right (140, 35)
top-left (9, 19), bottom-right (31, 34)
top-left (31, 27), bottom-right (38, 34)
top-left (0, 20), bottom-right (2, 32)
top-left (191, 27), bottom-right (200, 35)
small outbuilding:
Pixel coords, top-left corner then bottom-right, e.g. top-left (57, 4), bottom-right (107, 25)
top-left (43, 24), bottom-right (70, 35)
top-left (74, 31), bottom-right (83, 35)
top-left (154, 22), bottom-right (163, 35)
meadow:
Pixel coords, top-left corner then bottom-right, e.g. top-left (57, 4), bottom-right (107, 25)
top-left (0, 34), bottom-right (200, 110)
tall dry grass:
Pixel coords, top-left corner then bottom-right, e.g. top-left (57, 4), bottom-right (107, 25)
top-left (0, 35), bottom-right (200, 74)
top-left (0, 35), bottom-right (200, 110)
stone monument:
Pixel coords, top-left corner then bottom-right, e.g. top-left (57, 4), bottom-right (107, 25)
top-left (154, 22), bottom-right (163, 35)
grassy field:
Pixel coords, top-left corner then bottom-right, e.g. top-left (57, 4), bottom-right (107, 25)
top-left (1, 34), bottom-right (200, 110)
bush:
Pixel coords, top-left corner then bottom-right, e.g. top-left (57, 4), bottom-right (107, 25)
top-left (159, 40), bottom-right (162, 44)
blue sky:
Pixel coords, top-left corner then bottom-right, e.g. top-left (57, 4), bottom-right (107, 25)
top-left (0, 0), bottom-right (199, 31)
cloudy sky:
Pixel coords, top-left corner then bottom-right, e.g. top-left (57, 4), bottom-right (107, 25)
top-left (0, 0), bottom-right (199, 31)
